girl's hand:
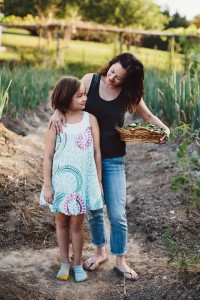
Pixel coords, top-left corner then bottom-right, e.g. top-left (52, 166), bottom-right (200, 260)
top-left (99, 181), bottom-right (104, 195)
top-left (48, 109), bottom-right (65, 134)
top-left (44, 186), bottom-right (54, 204)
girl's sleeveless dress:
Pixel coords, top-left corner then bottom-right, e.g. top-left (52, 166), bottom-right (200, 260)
top-left (40, 112), bottom-right (103, 215)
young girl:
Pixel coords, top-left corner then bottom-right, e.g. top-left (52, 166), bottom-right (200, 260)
top-left (40, 76), bottom-right (103, 282)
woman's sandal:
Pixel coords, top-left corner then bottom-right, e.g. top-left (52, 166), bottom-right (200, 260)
top-left (113, 266), bottom-right (138, 281)
top-left (83, 257), bottom-right (108, 271)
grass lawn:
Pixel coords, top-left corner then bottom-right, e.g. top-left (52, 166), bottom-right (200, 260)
top-left (2, 28), bottom-right (42, 48)
top-left (0, 27), bottom-right (184, 71)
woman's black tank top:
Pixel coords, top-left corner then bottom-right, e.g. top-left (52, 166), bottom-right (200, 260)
top-left (85, 73), bottom-right (126, 159)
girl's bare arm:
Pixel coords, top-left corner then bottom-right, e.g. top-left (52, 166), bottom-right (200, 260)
top-left (89, 114), bottom-right (102, 184)
top-left (43, 127), bottom-right (56, 203)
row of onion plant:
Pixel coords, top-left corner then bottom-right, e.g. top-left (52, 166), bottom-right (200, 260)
top-left (145, 48), bottom-right (200, 130)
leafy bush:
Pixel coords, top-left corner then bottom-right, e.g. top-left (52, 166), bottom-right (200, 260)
top-left (170, 123), bottom-right (200, 209)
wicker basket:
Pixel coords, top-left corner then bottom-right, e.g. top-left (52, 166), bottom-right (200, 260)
top-left (116, 126), bottom-right (166, 144)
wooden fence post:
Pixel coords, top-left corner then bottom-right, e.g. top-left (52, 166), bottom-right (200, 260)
top-left (170, 35), bottom-right (175, 69)
top-left (118, 32), bottom-right (123, 53)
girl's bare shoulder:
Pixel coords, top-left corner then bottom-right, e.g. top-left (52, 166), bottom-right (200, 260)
top-left (89, 113), bottom-right (98, 125)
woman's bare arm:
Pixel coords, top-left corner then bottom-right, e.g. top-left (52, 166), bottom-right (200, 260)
top-left (136, 99), bottom-right (170, 139)
top-left (49, 110), bottom-right (65, 133)
top-left (81, 73), bottom-right (94, 93)
top-left (49, 73), bottom-right (94, 133)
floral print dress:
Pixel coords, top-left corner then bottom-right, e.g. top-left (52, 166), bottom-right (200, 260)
top-left (40, 112), bottom-right (103, 215)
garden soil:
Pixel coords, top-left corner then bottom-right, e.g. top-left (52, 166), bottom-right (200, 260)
top-left (0, 103), bottom-right (199, 300)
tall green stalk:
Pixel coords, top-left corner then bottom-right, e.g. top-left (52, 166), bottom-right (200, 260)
top-left (0, 77), bottom-right (12, 119)
top-left (145, 47), bottom-right (200, 129)
top-left (0, 66), bottom-right (55, 117)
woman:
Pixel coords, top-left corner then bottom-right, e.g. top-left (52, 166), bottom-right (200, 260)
top-left (50, 52), bottom-right (170, 280)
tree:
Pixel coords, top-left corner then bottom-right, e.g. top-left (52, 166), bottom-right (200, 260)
top-left (32, 0), bottom-right (71, 18)
top-left (2, 0), bottom-right (73, 18)
top-left (3, 0), bottom-right (36, 17)
top-left (78, 0), bottom-right (168, 29)
top-left (2, 0), bottom-right (168, 30)
top-left (190, 14), bottom-right (200, 28)
top-left (163, 10), bottom-right (188, 29)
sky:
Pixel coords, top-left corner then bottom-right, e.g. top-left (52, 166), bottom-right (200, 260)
top-left (154, 0), bottom-right (200, 21)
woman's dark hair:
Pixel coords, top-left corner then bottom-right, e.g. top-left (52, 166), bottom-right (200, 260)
top-left (51, 76), bottom-right (81, 114)
top-left (98, 52), bottom-right (144, 113)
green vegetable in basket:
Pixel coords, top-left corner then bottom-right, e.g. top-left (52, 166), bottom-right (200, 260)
top-left (125, 122), bottom-right (165, 133)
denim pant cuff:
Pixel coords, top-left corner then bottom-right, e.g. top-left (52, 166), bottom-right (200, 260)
top-left (92, 241), bottom-right (107, 248)
top-left (110, 250), bottom-right (127, 256)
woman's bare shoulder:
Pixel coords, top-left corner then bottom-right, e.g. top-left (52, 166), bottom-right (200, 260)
top-left (81, 73), bottom-right (94, 92)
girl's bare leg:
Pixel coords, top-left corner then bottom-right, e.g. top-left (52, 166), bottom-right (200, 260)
top-left (55, 213), bottom-right (70, 280)
top-left (70, 214), bottom-right (87, 282)
top-left (55, 213), bottom-right (70, 263)
top-left (70, 214), bottom-right (85, 265)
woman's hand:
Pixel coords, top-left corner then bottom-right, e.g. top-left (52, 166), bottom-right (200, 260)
top-left (48, 109), bottom-right (65, 134)
top-left (44, 186), bottom-right (54, 204)
top-left (158, 129), bottom-right (170, 144)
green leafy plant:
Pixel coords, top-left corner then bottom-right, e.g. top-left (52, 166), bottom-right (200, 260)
top-left (170, 123), bottom-right (200, 209)
top-left (162, 227), bottom-right (200, 282)
top-left (0, 76), bottom-right (12, 119)
top-left (162, 123), bottom-right (200, 282)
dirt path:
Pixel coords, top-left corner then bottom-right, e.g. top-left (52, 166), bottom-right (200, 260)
top-left (0, 106), bottom-right (199, 300)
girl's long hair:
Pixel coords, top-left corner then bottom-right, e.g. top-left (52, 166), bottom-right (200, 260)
top-left (98, 52), bottom-right (144, 113)
top-left (51, 76), bottom-right (81, 114)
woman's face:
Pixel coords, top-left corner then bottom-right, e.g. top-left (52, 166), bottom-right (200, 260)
top-left (70, 82), bottom-right (87, 111)
top-left (106, 62), bottom-right (127, 86)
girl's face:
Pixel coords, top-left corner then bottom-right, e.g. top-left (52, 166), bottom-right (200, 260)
top-left (106, 62), bottom-right (127, 86)
top-left (70, 82), bottom-right (87, 111)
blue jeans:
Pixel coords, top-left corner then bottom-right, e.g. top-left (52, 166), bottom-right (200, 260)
top-left (88, 157), bottom-right (127, 255)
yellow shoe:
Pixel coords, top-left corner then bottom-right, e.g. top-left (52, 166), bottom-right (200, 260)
top-left (56, 263), bottom-right (70, 281)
